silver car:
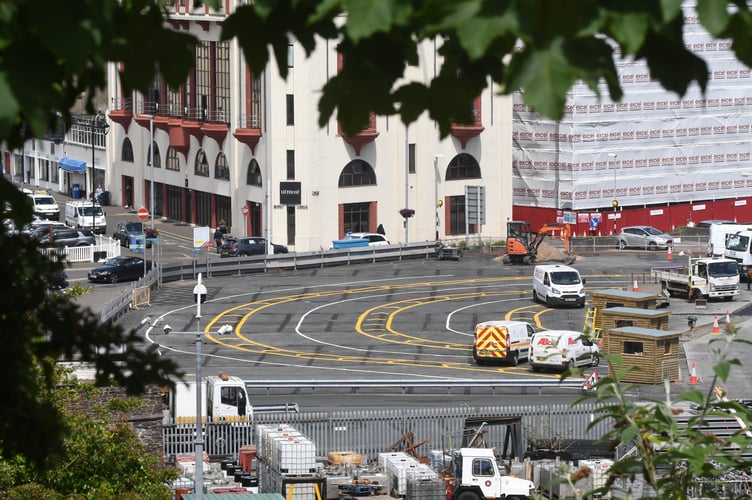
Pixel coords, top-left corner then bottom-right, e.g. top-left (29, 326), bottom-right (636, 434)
top-left (617, 226), bottom-right (673, 250)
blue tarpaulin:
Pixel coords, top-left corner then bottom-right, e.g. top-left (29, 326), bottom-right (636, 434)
top-left (58, 157), bottom-right (87, 173)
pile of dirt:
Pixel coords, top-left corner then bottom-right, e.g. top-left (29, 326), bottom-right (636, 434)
top-left (534, 241), bottom-right (577, 264)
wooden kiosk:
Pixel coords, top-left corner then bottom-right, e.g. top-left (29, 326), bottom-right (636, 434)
top-left (604, 326), bottom-right (681, 384)
top-left (601, 307), bottom-right (670, 332)
top-left (590, 289), bottom-right (661, 333)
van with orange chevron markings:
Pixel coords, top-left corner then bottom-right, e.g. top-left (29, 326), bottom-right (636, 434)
top-left (472, 320), bottom-right (535, 366)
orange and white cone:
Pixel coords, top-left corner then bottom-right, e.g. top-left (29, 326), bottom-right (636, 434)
top-left (633, 278), bottom-right (639, 292)
top-left (689, 362), bottom-right (698, 385)
top-left (667, 244), bottom-right (673, 260)
top-left (712, 315), bottom-right (720, 335)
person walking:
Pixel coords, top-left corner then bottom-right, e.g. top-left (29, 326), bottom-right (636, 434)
top-left (214, 227), bottom-right (224, 254)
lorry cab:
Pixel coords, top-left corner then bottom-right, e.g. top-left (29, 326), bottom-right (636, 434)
top-left (451, 448), bottom-right (535, 500)
top-left (206, 373), bottom-right (251, 419)
top-left (532, 264), bottom-right (586, 307)
top-left (472, 320), bottom-right (535, 365)
top-left (725, 231), bottom-right (752, 279)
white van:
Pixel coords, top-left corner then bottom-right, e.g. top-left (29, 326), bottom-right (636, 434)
top-left (529, 330), bottom-right (600, 372)
top-left (27, 192), bottom-right (60, 221)
top-left (472, 320), bottom-right (535, 365)
top-left (532, 264), bottom-right (586, 307)
top-left (65, 201), bottom-right (107, 234)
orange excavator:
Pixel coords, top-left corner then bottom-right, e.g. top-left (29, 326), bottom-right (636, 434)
top-left (502, 220), bottom-right (573, 265)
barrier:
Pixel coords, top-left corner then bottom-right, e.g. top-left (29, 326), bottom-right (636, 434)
top-left (131, 286), bottom-right (151, 309)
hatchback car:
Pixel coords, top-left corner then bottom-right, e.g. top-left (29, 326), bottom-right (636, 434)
top-left (220, 236), bottom-right (288, 257)
top-left (88, 256), bottom-right (152, 283)
top-left (113, 221), bottom-right (152, 248)
top-left (345, 232), bottom-right (390, 246)
top-left (617, 226), bottom-right (673, 250)
top-left (37, 228), bottom-right (96, 248)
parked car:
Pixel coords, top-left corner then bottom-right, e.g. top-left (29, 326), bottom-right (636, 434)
top-left (113, 221), bottom-right (152, 248)
top-left (88, 256), bottom-right (152, 283)
top-left (37, 228), bottom-right (96, 248)
top-left (617, 225), bottom-right (673, 250)
top-left (344, 232), bottom-right (390, 246)
top-left (220, 236), bottom-right (288, 257)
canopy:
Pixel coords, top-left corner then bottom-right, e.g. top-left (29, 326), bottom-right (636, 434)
top-left (58, 157), bottom-right (87, 173)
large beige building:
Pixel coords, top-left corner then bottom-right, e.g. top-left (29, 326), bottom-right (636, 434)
top-left (7, 2), bottom-right (512, 252)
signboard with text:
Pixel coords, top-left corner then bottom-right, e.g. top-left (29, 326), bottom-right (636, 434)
top-left (280, 181), bottom-right (302, 205)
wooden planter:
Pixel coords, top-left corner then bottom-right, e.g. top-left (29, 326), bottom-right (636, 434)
top-left (591, 289), bottom-right (660, 331)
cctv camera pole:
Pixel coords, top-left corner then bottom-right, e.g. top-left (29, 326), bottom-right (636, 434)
top-left (194, 272), bottom-right (204, 499)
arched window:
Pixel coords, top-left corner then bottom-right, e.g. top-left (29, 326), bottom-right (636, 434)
top-left (147, 142), bottom-right (161, 168)
top-left (446, 153), bottom-right (481, 180)
top-left (246, 159), bottom-right (262, 187)
top-left (195, 149), bottom-right (209, 176)
top-left (166, 147), bottom-right (180, 171)
top-left (121, 138), bottom-right (134, 163)
top-left (338, 160), bottom-right (376, 187)
top-left (215, 152), bottom-right (230, 180)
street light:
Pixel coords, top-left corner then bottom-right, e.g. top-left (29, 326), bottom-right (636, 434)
top-left (434, 154), bottom-right (443, 241)
top-left (608, 153), bottom-right (618, 235)
top-left (90, 111), bottom-right (109, 234)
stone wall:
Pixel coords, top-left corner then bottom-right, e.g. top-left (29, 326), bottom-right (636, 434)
top-left (65, 383), bottom-right (165, 458)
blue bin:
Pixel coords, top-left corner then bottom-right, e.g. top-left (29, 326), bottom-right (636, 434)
top-left (71, 184), bottom-right (81, 199)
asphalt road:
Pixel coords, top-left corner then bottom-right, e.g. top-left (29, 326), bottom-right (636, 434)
top-left (101, 247), bottom-right (752, 411)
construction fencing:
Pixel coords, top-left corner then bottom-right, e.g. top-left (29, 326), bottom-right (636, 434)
top-left (163, 403), bottom-right (611, 461)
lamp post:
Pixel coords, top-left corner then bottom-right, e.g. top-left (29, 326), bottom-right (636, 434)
top-left (193, 273), bottom-right (207, 499)
top-left (434, 154), bottom-right (443, 241)
top-left (608, 153), bottom-right (618, 235)
top-left (90, 111), bottom-right (109, 234)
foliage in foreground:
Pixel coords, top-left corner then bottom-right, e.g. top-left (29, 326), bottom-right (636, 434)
top-left (0, 178), bottom-right (180, 467)
top-left (0, 372), bottom-right (177, 499)
top-left (568, 325), bottom-right (752, 499)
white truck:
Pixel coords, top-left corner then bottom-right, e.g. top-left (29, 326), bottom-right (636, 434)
top-left (164, 372), bottom-right (253, 424)
top-left (706, 223), bottom-right (752, 256)
top-left (651, 256), bottom-right (740, 301)
top-left (725, 230), bottom-right (752, 282)
top-left (449, 447), bottom-right (535, 500)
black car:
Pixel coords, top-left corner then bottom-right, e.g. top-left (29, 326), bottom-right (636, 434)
top-left (88, 256), bottom-right (152, 283)
top-left (220, 236), bottom-right (288, 257)
top-left (113, 221), bottom-right (152, 248)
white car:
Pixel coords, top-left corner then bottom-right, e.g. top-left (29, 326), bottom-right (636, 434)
top-left (345, 232), bottom-right (389, 246)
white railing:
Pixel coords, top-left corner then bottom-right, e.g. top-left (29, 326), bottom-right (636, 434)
top-left (39, 236), bottom-right (121, 263)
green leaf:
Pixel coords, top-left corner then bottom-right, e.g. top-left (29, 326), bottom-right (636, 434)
top-left (608, 12), bottom-right (649, 54)
top-left (344, 0), bottom-right (407, 42)
top-left (697, 0), bottom-right (731, 35)
top-left (713, 359), bottom-right (731, 382)
top-left (506, 40), bottom-right (576, 121)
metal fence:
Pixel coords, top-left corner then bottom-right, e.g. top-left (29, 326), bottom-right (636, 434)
top-left (40, 235), bottom-right (121, 263)
top-left (163, 403), bottom-right (611, 461)
top-left (98, 241), bottom-right (439, 323)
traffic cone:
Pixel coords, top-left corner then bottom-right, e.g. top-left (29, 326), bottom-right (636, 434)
top-left (712, 315), bottom-right (720, 335)
top-left (689, 362), bottom-right (698, 385)
top-left (667, 245), bottom-right (673, 260)
top-left (726, 310), bottom-right (731, 324)
top-left (633, 278), bottom-right (639, 292)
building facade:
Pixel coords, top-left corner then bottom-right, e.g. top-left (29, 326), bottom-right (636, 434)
top-left (22, 1), bottom-right (510, 253)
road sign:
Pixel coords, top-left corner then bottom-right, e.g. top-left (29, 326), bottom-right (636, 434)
top-left (137, 207), bottom-right (149, 221)
top-left (242, 205), bottom-right (249, 216)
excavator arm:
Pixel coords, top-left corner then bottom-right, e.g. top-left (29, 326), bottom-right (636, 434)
top-left (533, 224), bottom-right (571, 254)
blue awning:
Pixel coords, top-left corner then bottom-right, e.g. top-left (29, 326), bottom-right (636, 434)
top-left (58, 157), bottom-right (87, 173)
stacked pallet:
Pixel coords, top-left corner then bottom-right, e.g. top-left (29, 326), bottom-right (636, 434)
top-left (378, 452), bottom-right (445, 499)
